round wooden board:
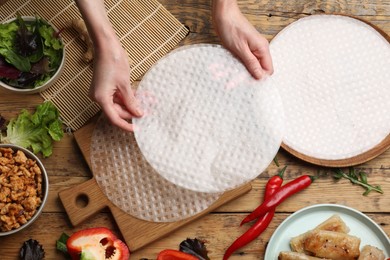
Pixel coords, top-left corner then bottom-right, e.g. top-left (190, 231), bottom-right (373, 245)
top-left (271, 15), bottom-right (390, 167)
top-left (281, 134), bottom-right (390, 167)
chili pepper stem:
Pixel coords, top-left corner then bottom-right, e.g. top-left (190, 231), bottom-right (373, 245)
top-left (277, 165), bottom-right (287, 179)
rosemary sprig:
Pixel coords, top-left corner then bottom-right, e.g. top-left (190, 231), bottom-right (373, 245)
top-left (332, 168), bottom-right (383, 196)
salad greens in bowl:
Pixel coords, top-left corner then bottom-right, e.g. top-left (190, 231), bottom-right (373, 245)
top-left (0, 14), bottom-right (65, 94)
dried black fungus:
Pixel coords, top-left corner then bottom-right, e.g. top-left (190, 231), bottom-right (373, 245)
top-left (179, 238), bottom-right (210, 260)
top-left (19, 239), bottom-right (45, 260)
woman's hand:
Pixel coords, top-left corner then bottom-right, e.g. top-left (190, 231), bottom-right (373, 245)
top-left (89, 41), bottom-right (142, 132)
top-left (212, 0), bottom-right (273, 79)
top-left (76, 0), bottom-right (143, 132)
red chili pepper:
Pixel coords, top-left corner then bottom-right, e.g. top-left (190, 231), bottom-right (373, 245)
top-left (241, 175), bottom-right (316, 225)
top-left (262, 166), bottom-right (286, 199)
top-left (66, 227), bottom-right (130, 260)
top-left (223, 167), bottom-right (286, 259)
top-left (157, 249), bottom-right (199, 260)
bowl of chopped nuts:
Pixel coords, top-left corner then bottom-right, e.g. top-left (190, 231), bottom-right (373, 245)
top-left (0, 144), bottom-right (49, 236)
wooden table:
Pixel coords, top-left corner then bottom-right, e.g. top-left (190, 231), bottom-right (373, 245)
top-left (1, 0), bottom-right (389, 259)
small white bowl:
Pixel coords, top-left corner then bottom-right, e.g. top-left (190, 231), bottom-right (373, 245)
top-left (0, 16), bottom-right (65, 94)
top-left (0, 144), bottom-right (49, 236)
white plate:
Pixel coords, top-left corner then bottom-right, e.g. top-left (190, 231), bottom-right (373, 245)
top-left (264, 204), bottom-right (390, 259)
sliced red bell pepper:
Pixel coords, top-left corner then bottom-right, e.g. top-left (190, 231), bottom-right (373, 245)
top-left (157, 249), bottom-right (198, 260)
top-left (66, 227), bottom-right (130, 260)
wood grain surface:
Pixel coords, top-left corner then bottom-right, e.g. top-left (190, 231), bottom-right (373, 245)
top-left (0, 0), bottom-right (389, 259)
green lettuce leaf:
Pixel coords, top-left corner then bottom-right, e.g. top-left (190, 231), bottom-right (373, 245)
top-left (3, 49), bottom-right (31, 72)
top-left (0, 101), bottom-right (64, 157)
top-left (0, 22), bottom-right (18, 37)
top-left (0, 22), bottom-right (18, 51)
top-left (39, 23), bottom-right (63, 69)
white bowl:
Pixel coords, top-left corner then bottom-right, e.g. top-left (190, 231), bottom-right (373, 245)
top-left (0, 144), bottom-right (49, 236)
top-left (0, 16), bottom-right (65, 94)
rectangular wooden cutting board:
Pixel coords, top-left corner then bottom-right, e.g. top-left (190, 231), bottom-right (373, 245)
top-left (59, 115), bottom-right (252, 251)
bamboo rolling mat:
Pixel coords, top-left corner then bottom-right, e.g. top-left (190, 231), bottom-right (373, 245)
top-left (0, 0), bottom-right (189, 130)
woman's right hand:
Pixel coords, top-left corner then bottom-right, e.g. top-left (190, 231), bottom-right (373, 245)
top-left (88, 41), bottom-right (143, 132)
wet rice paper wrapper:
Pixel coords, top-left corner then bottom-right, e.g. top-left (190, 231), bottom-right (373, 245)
top-left (133, 44), bottom-right (285, 193)
top-left (270, 15), bottom-right (390, 160)
top-left (91, 114), bottom-right (221, 222)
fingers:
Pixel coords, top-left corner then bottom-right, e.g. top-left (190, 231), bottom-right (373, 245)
top-left (94, 89), bottom-right (140, 132)
top-left (102, 103), bottom-right (137, 132)
top-left (116, 87), bottom-right (144, 118)
top-left (253, 46), bottom-right (274, 76)
top-left (106, 89), bottom-right (143, 132)
top-left (239, 41), bottom-right (274, 80)
top-left (240, 49), bottom-right (265, 79)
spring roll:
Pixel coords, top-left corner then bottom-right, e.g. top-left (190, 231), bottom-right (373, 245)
top-left (303, 230), bottom-right (360, 260)
top-left (290, 214), bottom-right (350, 253)
top-left (358, 245), bottom-right (385, 260)
top-left (278, 251), bottom-right (331, 260)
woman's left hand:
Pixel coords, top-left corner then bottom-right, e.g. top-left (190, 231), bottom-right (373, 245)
top-left (212, 0), bottom-right (273, 80)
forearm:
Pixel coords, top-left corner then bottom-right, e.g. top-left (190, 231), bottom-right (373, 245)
top-left (212, 0), bottom-right (241, 37)
top-left (212, 0), bottom-right (239, 20)
top-left (75, 0), bottom-right (118, 52)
